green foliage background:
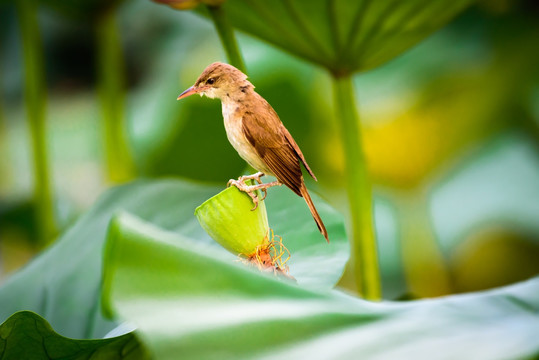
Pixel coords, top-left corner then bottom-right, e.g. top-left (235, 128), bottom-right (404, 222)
top-left (0, 0), bottom-right (538, 358)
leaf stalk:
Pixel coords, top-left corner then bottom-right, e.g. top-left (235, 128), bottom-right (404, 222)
top-left (207, 4), bottom-right (247, 73)
top-left (17, 0), bottom-right (56, 245)
top-left (332, 75), bottom-right (381, 300)
top-left (96, 9), bottom-right (134, 183)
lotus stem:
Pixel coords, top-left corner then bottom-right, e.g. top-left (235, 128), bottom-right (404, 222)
top-left (207, 4), bottom-right (247, 73)
top-left (17, 0), bottom-right (56, 245)
top-left (96, 9), bottom-right (134, 183)
top-left (332, 74), bottom-right (381, 300)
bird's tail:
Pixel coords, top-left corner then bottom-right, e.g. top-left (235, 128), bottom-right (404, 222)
top-left (300, 184), bottom-right (329, 242)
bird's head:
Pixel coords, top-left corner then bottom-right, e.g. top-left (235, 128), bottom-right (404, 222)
top-left (177, 62), bottom-right (252, 100)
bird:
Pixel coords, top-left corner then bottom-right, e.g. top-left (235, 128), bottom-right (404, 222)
top-left (177, 62), bottom-right (328, 242)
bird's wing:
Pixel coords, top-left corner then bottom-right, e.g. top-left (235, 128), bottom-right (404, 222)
top-left (241, 104), bottom-right (304, 196)
top-left (256, 98), bottom-right (317, 180)
top-left (280, 124), bottom-right (317, 181)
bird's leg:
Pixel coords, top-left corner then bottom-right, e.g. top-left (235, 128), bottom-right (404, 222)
top-left (228, 171), bottom-right (265, 185)
top-left (243, 172), bottom-right (266, 199)
top-left (228, 174), bottom-right (281, 210)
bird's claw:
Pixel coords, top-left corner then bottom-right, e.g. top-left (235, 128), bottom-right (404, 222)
top-left (250, 173), bottom-right (266, 199)
top-left (248, 193), bottom-right (260, 211)
top-left (260, 188), bottom-right (268, 201)
top-left (227, 173), bottom-right (279, 211)
top-left (227, 178), bottom-right (261, 210)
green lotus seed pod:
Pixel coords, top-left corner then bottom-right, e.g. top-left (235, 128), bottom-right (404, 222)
top-left (195, 182), bottom-right (269, 256)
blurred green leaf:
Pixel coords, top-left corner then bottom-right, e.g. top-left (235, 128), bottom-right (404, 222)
top-left (0, 180), bottom-right (218, 339)
top-left (103, 213), bottom-right (539, 360)
top-left (144, 98), bottom-right (246, 181)
top-left (38, 0), bottom-right (123, 19)
top-left (0, 311), bottom-right (147, 360)
top-left (0, 179), bottom-right (346, 339)
top-left (219, 0), bottom-right (474, 74)
top-left (451, 226), bottom-right (539, 293)
top-left (361, 37), bottom-right (538, 189)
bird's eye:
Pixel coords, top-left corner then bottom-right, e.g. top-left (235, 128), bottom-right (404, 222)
top-left (206, 78), bottom-right (215, 85)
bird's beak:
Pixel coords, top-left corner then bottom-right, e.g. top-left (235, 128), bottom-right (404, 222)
top-left (177, 86), bottom-right (200, 100)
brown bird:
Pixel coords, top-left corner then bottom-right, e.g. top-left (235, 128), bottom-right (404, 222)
top-left (177, 62), bottom-right (328, 242)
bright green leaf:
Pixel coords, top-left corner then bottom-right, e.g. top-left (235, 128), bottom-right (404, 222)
top-left (0, 179), bottom-right (346, 339)
top-left (0, 311), bottom-right (148, 360)
top-left (103, 213), bottom-right (539, 360)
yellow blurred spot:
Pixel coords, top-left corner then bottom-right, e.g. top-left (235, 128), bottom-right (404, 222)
top-left (451, 227), bottom-right (539, 293)
top-left (363, 110), bottom-right (446, 188)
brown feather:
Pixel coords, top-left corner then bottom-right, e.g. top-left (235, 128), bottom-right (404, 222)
top-left (242, 102), bottom-right (303, 196)
top-left (300, 183), bottom-right (329, 242)
top-left (258, 98), bottom-right (317, 181)
top-left (241, 94), bottom-right (328, 241)
top-left (280, 125), bottom-right (317, 181)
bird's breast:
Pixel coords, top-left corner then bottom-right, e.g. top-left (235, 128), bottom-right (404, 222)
top-left (222, 102), bottom-right (270, 173)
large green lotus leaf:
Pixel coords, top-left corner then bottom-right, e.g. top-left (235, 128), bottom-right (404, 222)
top-left (0, 179), bottom-right (346, 339)
top-left (0, 311), bottom-right (148, 360)
top-left (0, 180), bottom-right (217, 339)
top-left (219, 0), bottom-right (474, 74)
top-left (103, 213), bottom-right (539, 360)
